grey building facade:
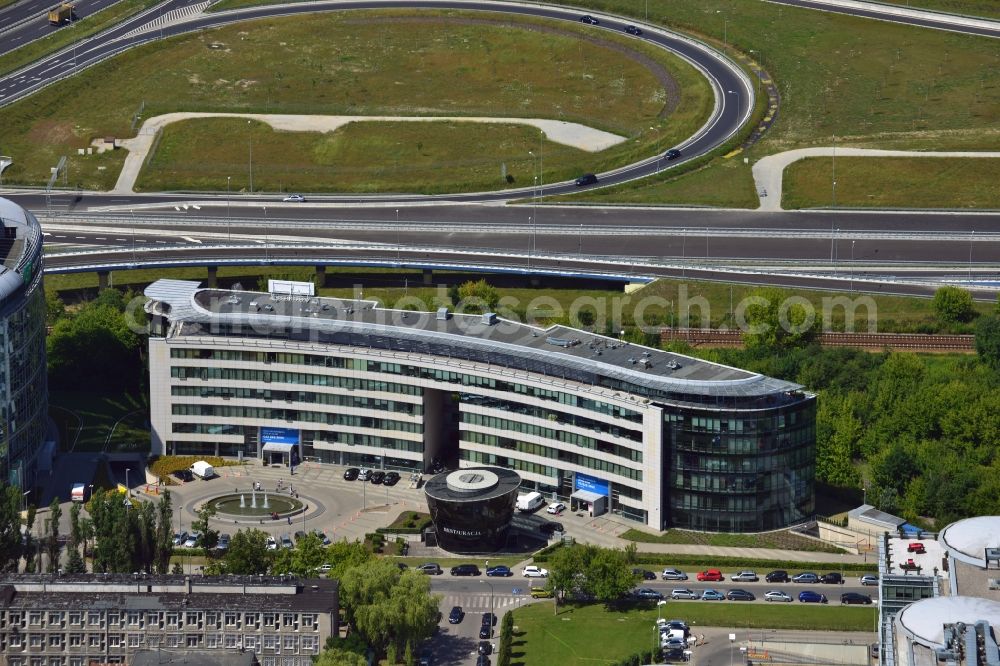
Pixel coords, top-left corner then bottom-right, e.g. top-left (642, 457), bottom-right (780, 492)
top-left (146, 280), bottom-right (816, 533)
top-left (0, 574), bottom-right (338, 666)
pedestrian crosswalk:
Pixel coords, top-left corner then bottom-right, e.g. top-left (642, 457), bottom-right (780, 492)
top-left (122, 2), bottom-right (211, 39)
top-left (439, 593), bottom-right (536, 612)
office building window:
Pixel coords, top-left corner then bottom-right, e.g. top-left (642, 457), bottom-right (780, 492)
top-left (187, 635), bottom-right (200, 648)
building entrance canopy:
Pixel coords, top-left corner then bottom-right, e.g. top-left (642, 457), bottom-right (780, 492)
top-left (571, 489), bottom-right (605, 504)
top-left (262, 443), bottom-right (295, 453)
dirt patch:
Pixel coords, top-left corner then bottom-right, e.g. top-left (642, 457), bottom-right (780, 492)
top-left (28, 120), bottom-right (76, 145)
top-left (343, 16), bottom-right (682, 119)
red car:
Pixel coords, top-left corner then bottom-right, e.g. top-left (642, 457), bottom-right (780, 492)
top-left (907, 542), bottom-right (926, 554)
top-left (697, 569), bottom-right (724, 582)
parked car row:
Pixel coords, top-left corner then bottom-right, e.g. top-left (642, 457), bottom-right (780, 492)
top-left (664, 587), bottom-right (871, 605)
top-left (342, 468), bottom-right (401, 486)
top-left (691, 569), bottom-right (853, 585)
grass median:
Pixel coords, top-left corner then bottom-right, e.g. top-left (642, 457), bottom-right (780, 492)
top-left (513, 601), bottom-right (876, 666)
top-left (783, 156), bottom-right (1000, 209)
top-left (877, 0), bottom-right (1000, 19)
top-left (620, 528), bottom-right (844, 554)
top-left (0, 10), bottom-right (711, 192)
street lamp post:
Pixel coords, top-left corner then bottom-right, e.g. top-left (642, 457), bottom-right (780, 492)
top-left (248, 121), bottom-right (254, 194)
top-left (396, 209), bottom-right (400, 262)
top-left (969, 230), bottom-right (975, 278)
top-left (227, 176), bottom-right (232, 241)
top-left (263, 206), bottom-right (268, 262)
top-left (730, 634), bottom-right (736, 666)
top-left (831, 134), bottom-right (837, 208)
top-left (129, 209), bottom-right (137, 263)
top-left (532, 176), bottom-right (538, 256)
top-left (851, 240), bottom-right (856, 291)
top-left (527, 216), bottom-right (532, 269)
top-left (125, 468), bottom-right (130, 498)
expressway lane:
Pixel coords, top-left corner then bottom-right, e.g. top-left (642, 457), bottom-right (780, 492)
top-left (0, 0), bottom-right (753, 201)
top-left (0, 0), bottom-right (126, 56)
top-left (766, 0), bottom-right (1000, 39)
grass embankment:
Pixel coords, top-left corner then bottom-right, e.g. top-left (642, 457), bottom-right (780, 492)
top-left (783, 157), bottom-right (1000, 209)
top-left (49, 391), bottom-right (149, 453)
top-left (512, 602), bottom-right (875, 666)
top-left (0, 0), bottom-right (160, 79)
top-left (636, 279), bottom-right (996, 333)
top-left (557, 0), bottom-right (999, 207)
top-left (1, 10), bottom-right (711, 192)
top-left (621, 528), bottom-right (844, 553)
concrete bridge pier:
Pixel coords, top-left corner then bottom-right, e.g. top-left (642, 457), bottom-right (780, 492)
top-left (97, 271), bottom-right (109, 290)
top-left (315, 265), bottom-right (326, 289)
top-left (422, 268), bottom-right (433, 285)
top-left (207, 266), bottom-right (218, 288)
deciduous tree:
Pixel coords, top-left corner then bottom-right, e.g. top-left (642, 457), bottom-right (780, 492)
top-left (932, 286), bottom-right (975, 324)
top-left (739, 287), bottom-right (818, 350)
top-left (45, 498), bottom-right (62, 573)
top-left (223, 528), bottom-right (270, 575)
top-left (974, 314), bottom-right (1000, 370)
top-left (0, 485), bottom-right (23, 573)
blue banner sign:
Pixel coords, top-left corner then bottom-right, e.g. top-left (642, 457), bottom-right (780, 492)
top-left (574, 472), bottom-right (610, 496)
top-left (261, 427), bottom-right (300, 445)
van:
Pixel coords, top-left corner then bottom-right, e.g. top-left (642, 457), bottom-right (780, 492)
top-left (516, 492), bottom-right (545, 513)
top-left (190, 461), bottom-right (215, 479)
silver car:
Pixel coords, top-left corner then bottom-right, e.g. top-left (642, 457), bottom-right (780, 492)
top-left (860, 574), bottom-right (879, 586)
top-left (662, 568), bottom-right (688, 580)
top-left (670, 588), bottom-right (698, 600)
top-left (764, 590), bottom-right (792, 602)
top-left (731, 570), bottom-right (759, 582)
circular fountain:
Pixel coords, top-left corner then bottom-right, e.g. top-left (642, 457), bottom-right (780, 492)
top-left (208, 491), bottom-right (303, 519)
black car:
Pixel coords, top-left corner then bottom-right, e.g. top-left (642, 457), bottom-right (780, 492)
top-left (821, 572), bottom-right (844, 585)
top-left (171, 469), bottom-right (194, 482)
top-left (633, 568), bottom-right (657, 581)
top-left (479, 641), bottom-right (493, 656)
top-left (417, 563), bottom-right (442, 575)
top-left (625, 25), bottom-right (642, 35)
top-left (448, 606), bottom-right (464, 624)
top-left (370, 470), bottom-right (386, 484)
top-left (727, 589), bottom-right (756, 601)
top-left (666, 148), bottom-right (682, 160)
top-left (539, 522), bottom-right (564, 535)
top-left (841, 592), bottom-right (873, 605)
top-left (343, 467), bottom-right (360, 481)
top-left (450, 564), bottom-right (481, 576)
top-left (383, 471), bottom-right (401, 486)
top-left (765, 570), bottom-right (789, 583)
top-left (476, 656), bottom-right (491, 666)
top-left (579, 14), bottom-right (599, 25)
top-left (632, 588), bottom-right (664, 600)
top-left (479, 624), bottom-right (492, 639)
top-left (575, 173), bottom-right (598, 186)
top-left (482, 612), bottom-right (496, 626)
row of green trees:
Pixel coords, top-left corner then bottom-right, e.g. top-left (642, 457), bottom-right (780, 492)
top-left (700, 289), bottom-right (1000, 527)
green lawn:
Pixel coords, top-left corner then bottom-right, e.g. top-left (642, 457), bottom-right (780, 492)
top-left (783, 157), bottom-right (1000, 209)
top-left (621, 528), bottom-right (845, 554)
top-left (0, 10), bottom-right (711, 192)
top-left (562, 155), bottom-right (760, 208)
top-left (49, 391), bottom-right (149, 452)
top-left (512, 602), bottom-right (876, 665)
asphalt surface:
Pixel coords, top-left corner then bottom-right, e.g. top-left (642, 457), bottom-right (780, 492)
top-left (0, 0), bottom-right (752, 202)
top-left (767, 0), bottom-right (1000, 39)
top-left (0, 0), bottom-right (126, 56)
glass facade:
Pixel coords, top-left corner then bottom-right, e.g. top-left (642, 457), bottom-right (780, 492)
top-left (0, 205), bottom-right (47, 489)
top-left (665, 399), bottom-right (816, 532)
top-left (423, 468), bottom-right (520, 553)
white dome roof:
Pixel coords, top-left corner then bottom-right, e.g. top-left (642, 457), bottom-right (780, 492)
top-left (939, 516), bottom-right (1000, 567)
top-left (897, 597), bottom-right (1000, 647)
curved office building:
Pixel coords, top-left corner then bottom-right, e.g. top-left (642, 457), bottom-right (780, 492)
top-left (424, 467), bottom-right (520, 552)
top-left (0, 198), bottom-right (48, 490)
top-left (146, 280), bottom-right (816, 533)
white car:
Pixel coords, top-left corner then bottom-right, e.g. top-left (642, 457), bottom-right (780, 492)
top-left (183, 533), bottom-right (199, 549)
top-left (731, 570), bottom-right (759, 582)
top-left (522, 566), bottom-right (549, 578)
top-left (266, 536), bottom-right (277, 551)
top-left (546, 502), bottom-right (565, 515)
top-left (316, 564), bottom-right (332, 574)
top-left (764, 590), bottom-right (792, 602)
top-left (282, 194), bottom-right (305, 202)
top-left (358, 469), bottom-right (372, 481)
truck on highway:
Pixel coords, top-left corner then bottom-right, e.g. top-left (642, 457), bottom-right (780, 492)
top-left (47, 3), bottom-right (75, 25)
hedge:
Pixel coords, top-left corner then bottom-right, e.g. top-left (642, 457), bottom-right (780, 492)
top-left (533, 543), bottom-right (875, 574)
